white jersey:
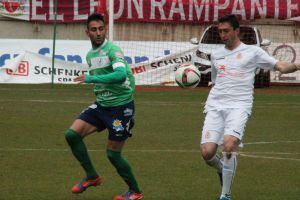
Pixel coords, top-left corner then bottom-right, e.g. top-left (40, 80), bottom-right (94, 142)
top-left (205, 43), bottom-right (277, 113)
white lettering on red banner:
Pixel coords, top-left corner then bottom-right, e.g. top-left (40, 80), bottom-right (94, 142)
top-left (0, 0), bottom-right (299, 23)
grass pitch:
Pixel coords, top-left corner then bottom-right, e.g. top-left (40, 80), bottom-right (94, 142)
top-left (0, 84), bottom-right (299, 200)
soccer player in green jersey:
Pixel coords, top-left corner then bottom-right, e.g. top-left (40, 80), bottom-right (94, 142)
top-left (65, 13), bottom-right (143, 200)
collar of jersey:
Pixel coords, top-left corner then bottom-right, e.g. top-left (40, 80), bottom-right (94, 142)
top-left (224, 42), bottom-right (244, 52)
top-left (92, 39), bottom-right (108, 52)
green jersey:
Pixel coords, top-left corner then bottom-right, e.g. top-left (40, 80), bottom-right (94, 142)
top-left (85, 40), bottom-right (135, 107)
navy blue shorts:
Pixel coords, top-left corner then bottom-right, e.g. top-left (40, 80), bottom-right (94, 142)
top-left (78, 101), bottom-right (135, 141)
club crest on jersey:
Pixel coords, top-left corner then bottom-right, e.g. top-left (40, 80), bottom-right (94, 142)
top-left (236, 53), bottom-right (242, 60)
top-left (112, 119), bottom-right (124, 132)
top-left (90, 56), bottom-right (110, 69)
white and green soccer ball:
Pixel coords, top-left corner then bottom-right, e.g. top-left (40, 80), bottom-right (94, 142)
top-left (175, 64), bottom-right (201, 88)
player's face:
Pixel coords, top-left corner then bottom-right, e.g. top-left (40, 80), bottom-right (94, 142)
top-left (218, 22), bottom-right (240, 48)
top-left (86, 20), bottom-right (106, 48)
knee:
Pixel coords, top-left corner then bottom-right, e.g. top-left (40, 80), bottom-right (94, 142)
top-left (223, 144), bottom-right (235, 153)
top-left (200, 146), bottom-right (216, 161)
top-left (106, 149), bottom-right (120, 163)
top-left (223, 140), bottom-right (238, 153)
top-left (65, 129), bottom-right (80, 144)
top-left (65, 129), bottom-right (73, 141)
top-left (222, 140), bottom-right (238, 159)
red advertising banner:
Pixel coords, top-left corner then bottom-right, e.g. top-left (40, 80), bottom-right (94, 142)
top-left (0, 0), bottom-right (299, 23)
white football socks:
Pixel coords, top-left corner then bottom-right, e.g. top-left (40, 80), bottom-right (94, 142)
top-left (221, 152), bottom-right (237, 197)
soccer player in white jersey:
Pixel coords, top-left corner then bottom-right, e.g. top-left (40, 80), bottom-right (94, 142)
top-left (200, 14), bottom-right (300, 200)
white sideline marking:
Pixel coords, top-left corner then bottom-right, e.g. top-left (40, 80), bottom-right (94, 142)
top-left (1, 149), bottom-right (300, 162)
top-left (239, 154), bottom-right (300, 161)
top-left (0, 140), bottom-right (299, 153)
top-left (1, 140), bottom-right (300, 162)
top-left (1, 99), bottom-right (300, 108)
top-left (244, 140), bottom-right (300, 145)
top-left (240, 152), bottom-right (300, 155)
top-left (0, 148), bottom-right (299, 156)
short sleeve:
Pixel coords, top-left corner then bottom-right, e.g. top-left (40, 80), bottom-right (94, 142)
top-left (108, 45), bottom-right (126, 64)
top-left (255, 47), bottom-right (278, 70)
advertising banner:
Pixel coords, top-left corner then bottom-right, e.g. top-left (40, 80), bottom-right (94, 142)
top-left (0, 0), bottom-right (299, 23)
top-left (0, 39), bottom-right (299, 85)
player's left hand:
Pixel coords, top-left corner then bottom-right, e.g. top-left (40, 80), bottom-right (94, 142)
top-left (74, 75), bottom-right (85, 83)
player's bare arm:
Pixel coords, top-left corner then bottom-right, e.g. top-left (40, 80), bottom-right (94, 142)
top-left (73, 74), bottom-right (85, 83)
top-left (275, 61), bottom-right (300, 74)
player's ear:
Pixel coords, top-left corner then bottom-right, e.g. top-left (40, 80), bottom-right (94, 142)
top-left (235, 28), bottom-right (240, 35)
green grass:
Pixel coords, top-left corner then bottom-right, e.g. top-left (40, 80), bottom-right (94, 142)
top-left (0, 84), bottom-right (299, 200)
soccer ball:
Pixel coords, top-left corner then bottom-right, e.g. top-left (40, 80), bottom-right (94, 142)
top-left (175, 64), bottom-right (201, 88)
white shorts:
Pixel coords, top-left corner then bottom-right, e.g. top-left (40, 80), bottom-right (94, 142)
top-left (201, 108), bottom-right (250, 145)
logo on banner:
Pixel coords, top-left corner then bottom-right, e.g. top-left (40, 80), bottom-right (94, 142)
top-left (0, 0), bottom-right (27, 16)
top-left (6, 61), bottom-right (29, 76)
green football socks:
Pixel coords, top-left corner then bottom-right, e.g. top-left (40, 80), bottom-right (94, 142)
top-left (107, 149), bottom-right (142, 193)
top-left (65, 128), bottom-right (98, 179)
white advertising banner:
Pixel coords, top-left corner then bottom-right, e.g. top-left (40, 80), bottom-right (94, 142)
top-left (0, 51), bottom-right (89, 84)
top-left (0, 39), bottom-right (299, 84)
top-left (0, 48), bottom-right (196, 85)
top-left (0, 39), bottom-right (193, 67)
top-left (0, 39), bottom-right (195, 84)
top-left (133, 47), bottom-right (197, 85)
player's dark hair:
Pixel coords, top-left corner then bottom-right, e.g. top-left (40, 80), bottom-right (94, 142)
top-left (87, 13), bottom-right (105, 28)
top-left (218, 14), bottom-right (240, 30)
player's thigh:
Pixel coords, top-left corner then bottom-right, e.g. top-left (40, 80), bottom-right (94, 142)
top-left (70, 119), bottom-right (98, 137)
top-left (224, 108), bottom-right (249, 141)
top-left (201, 110), bottom-right (224, 145)
top-left (72, 102), bottom-right (107, 137)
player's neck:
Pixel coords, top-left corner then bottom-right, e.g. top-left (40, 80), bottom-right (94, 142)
top-left (92, 43), bottom-right (102, 50)
top-left (225, 40), bottom-right (241, 51)
top-left (91, 39), bottom-right (107, 50)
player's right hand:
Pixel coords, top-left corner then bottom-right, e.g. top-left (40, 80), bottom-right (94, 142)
top-left (74, 75), bottom-right (85, 83)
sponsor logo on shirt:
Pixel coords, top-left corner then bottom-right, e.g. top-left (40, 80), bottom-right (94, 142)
top-left (100, 91), bottom-right (112, 97)
top-left (216, 64), bottom-right (245, 79)
top-left (219, 65), bottom-right (226, 71)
